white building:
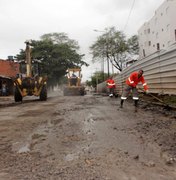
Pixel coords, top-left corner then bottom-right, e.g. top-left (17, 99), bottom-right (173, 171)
top-left (138, 0), bottom-right (176, 59)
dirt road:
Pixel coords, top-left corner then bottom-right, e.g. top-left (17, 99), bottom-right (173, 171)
top-left (0, 90), bottom-right (176, 180)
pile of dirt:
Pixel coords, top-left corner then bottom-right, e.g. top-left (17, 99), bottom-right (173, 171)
top-left (136, 96), bottom-right (176, 157)
top-left (140, 93), bottom-right (176, 109)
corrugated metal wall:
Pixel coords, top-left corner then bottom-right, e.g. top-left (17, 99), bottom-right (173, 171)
top-left (98, 45), bottom-right (176, 95)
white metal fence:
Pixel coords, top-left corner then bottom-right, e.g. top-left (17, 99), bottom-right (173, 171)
top-left (97, 44), bottom-right (176, 95)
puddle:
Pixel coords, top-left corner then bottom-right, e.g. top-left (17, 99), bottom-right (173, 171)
top-left (12, 142), bottom-right (30, 153)
top-left (18, 144), bottom-right (30, 153)
top-left (12, 124), bottom-right (48, 153)
top-left (64, 153), bottom-right (79, 161)
top-left (83, 113), bottom-right (95, 134)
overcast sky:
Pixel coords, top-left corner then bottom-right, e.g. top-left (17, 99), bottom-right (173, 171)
top-left (0, 0), bottom-right (165, 80)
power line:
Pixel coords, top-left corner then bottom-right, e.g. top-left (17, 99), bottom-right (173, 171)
top-left (123, 0), bottom-right (136, 32)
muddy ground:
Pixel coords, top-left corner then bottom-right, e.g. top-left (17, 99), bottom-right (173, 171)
top-left (0, 89), bottom-right (176, 180)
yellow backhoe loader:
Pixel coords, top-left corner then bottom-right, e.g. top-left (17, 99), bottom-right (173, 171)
top-left (63, 68), bottom-right (85, 96)
top-left (13, 40), bottom-right (47, 102)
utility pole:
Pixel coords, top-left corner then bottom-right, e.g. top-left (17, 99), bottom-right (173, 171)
top-left (106, 43), bottom-right (110, 78)
top-left (95, 68), bottom-right (98, 93)
top-left (102, 58), bottom-right (105, 81)
top-left (93, 29), bottom-right (110, 78)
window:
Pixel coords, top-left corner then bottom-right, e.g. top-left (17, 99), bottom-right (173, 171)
top-left (143, 49), bottom-right (146, 57)
top-left (157, 43), bottom-right (160, 51)
top-left (156, 32), bottom-right (158, 39)
top-left (167, 24), bottom-right (170, 32)
top-left (148, 41), bottom-right (151, 46)
top-left (175, 30), bottom-right (176, 41)
top-left (148, 28), bottom-right (150, 34)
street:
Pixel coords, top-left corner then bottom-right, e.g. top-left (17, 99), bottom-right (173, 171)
top-left (0, 89), bottom-right (176, 180)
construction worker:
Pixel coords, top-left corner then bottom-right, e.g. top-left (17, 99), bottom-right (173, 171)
top-left (120, 69), bottom-right (148, 110)
top-left (70, 72), bottom-right (77, 86)
top-left (2, 81), bottom-right (7, 96)
top-left (106, 76), bottom-right (116, 97)
top-left (71, 72), bottom-right (77, 78)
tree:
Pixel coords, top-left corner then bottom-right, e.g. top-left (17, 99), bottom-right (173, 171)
top-left (90, 27), bottom-right (139, 72)
top-left (40, 32), bottom-right (80, 50)
top-left (16, 33), bottom-right (88, 79)
top-left (127, 35), bottom-right (139, 55)
top-left (89, 71), bottom-right (109, 88)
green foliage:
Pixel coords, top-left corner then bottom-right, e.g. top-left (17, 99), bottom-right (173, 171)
top-left (40, 32), bottom-right (80, 50)
top-left (16, 33), bottom-right (88, 79)
top-left (85, 80), bottom-right (92, 87)
top-left (87, 71), bottom-right (109, 87)
top-left (90, 27), bottom-right (139, 72)
top-left (127, 35), bottom-right (139, 55)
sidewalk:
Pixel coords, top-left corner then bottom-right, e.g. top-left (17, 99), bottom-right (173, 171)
top-left (0, 96), bottom-right (14, 106)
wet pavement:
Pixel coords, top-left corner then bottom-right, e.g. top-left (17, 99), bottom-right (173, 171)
top-left (0, 91), bottom-right (176, 179)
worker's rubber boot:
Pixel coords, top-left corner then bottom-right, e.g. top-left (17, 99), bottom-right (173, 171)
top-left (120, 100), bottom-right (124, 108)
top-left (134, 100), bottom-right (138, 112)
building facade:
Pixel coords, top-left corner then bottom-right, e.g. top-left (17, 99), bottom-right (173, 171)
top-left (0, 59), bottom-right (19, 77)
top-left (138, 0), bottom-right (176, 59)
top-left (0, 59), bottom-right (19, 95)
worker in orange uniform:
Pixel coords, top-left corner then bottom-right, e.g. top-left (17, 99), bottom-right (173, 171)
top-left (120, 69), bottom-right (148, 110)
top-left (106, 76), bottom-right (116, 97)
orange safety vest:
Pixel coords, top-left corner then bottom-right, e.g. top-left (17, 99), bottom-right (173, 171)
top-left (106, 79), bottom-right (115, 88)
top-left (126, 72), bottom-right (148, 91)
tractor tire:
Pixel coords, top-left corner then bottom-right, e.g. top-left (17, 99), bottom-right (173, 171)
top-left (14, 87), bottom-right (22, 102)
top-left (40, 85), bottom-right (47, 101)
top-left (80, 87), bottom-right (85, 96)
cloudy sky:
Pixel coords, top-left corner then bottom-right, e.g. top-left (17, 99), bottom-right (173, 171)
top-left (0, 0), bottom-right (165, 80)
